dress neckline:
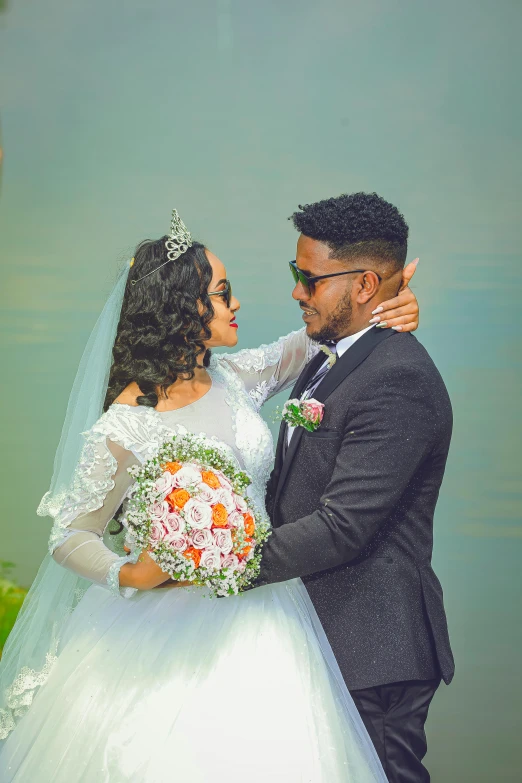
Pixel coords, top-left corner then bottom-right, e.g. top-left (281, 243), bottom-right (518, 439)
top-left (111, 377), bottom-right (215, 415)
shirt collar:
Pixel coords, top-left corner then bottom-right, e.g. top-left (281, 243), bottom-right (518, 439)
top-left (334, 324), bottom-right (376, 359)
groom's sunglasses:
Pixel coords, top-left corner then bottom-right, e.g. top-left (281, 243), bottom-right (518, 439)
top-left (208, 279), bottom-right (232, 308)
top-left (289, 260), bottom-right (381, 295)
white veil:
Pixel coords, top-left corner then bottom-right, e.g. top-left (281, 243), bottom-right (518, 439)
top-left (0, 264), bottom-right (130, 741)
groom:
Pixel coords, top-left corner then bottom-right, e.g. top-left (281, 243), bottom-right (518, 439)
top-left (252, 193), bottom-right (454, 782)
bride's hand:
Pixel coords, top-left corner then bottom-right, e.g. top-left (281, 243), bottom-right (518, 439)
top-left (371, 258), bottom-right (420, 332)
top-left (119, 550), bottom-right (172, 591)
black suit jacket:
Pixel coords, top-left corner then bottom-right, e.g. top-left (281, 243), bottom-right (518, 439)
top-left (257, 327), bottom-right (455, 690)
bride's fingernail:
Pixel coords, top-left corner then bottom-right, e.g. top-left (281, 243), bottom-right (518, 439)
top-left (412, 258), bottom-right (419, 266)
top-left (369, 316), bottom-right (381, 324)
top-left (372, 306), bottom-right (384, 315)
top-left (376, 321), bottom-right (388, 328)
top-left (392, 325), bottom-right (403, 331)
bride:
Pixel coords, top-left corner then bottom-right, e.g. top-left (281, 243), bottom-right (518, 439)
top-left (0, 210), bottom-right (419, 782)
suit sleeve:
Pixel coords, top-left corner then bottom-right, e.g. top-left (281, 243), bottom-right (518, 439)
top-left (254, 364), bottom-right (437, 585)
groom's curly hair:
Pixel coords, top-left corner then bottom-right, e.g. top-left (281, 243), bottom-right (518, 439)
top-left (290, 192), bottom-right (409, 270)
top-left (103, 237), bottom-right (214, 411)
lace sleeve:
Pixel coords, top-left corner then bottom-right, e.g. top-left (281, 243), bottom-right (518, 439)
top-left (220, 328), bottom-right (319, 410)
top-left (49, 433), bottom-right (140, 599)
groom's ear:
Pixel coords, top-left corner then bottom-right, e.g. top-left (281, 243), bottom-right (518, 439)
top-left (354, 271), bottom-right (381, 304)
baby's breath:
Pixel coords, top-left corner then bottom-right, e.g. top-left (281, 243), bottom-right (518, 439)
top-left (123, 432), bottom-right (271, 597)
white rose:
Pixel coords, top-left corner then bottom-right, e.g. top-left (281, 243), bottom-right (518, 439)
top-left (221, 553), bottom-right (239, 570)
top-left (191, 529), bottom-right (215, 550)
top-left (213, 528), bottom-right (233, 555)
top-left (233, 494), bottom-right (248, 513)
top-left (183, 498), bottom-right (213, 530)
top-left (196, 483), bottom-right (217, 504)
top-left (173, 465), bottom-right (202, 489)
top-left (164, 512), bottom-right (186, 535)
top-left (199, 547), bottom-right (222, 571)
top-left (213, 488), bottom-right (236, 513)
top-left (227, 510), bottom-right (245, 530)
top-left (155, 472), bottom-right (176, 498)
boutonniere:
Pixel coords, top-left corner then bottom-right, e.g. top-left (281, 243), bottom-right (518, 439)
top-left (281, 398), bottom-right (325, 432)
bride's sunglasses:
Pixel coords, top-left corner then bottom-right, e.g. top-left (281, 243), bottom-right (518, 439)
top-left (208, 279), bottom-right (232, 308)
top-left (289, 260), bottom-right (381, 295)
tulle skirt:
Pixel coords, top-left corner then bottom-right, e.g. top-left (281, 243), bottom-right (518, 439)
top-left (0, 579), bottom-right (385, 782)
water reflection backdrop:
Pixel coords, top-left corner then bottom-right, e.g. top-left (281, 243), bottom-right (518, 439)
top-left (0, 1), bottom-right (520, 781)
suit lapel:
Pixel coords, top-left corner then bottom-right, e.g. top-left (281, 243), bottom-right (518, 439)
top-left (312, 326), bottom-right (395, 404)
top-left (272, 327), bottom-right (396, 515)
top-left (272, 349), bottom-right (326, 480)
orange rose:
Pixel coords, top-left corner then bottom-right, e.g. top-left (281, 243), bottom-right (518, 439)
top-left (167, 488), bottom-right (191, 509)
top-left (237, 539), bottom-right (253, 559)
top-left (201, 470), bottom-right (221, 489)
top-left (163, 461), bottom-right (182, 474)
top-left (183, 547), bottom-right (201, 568)
top-left (212, 503), bottom-right (228, 528)
top-left (243, 513), bottom-right (255, 537)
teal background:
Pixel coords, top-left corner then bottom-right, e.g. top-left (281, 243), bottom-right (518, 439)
top-left (1, 1), bottom-right (521, 780)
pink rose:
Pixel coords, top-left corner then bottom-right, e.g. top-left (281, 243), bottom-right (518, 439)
top-left (182, 498), bottom-right (213, 530)
top-left (214, 471), bottom-right (233, 492)
top-left (150, 501), bottom-right (170, 523)
top-left (300, 398), bottom-right (324, 424)
top-left (165, 532), bottom-right (188, 552)
top-left (236, 560), bottom-right (247, 573)
top-left (149, 521), bottom-right (166, 543)
top-left (173, 465), bottom-right (202, 489)
top-left (233, 494), bottom-right (248, 513)
top-left (199, 547), bottom-right (222, 571)
top-left (213, 488), bottom-right (236, 513)
top-left (191, 529), bottom-right (215, 549)
top-left (213, 528), bottom-right (233, 555)
top-left (164, 512), bottom-right (186, 535)
top-left (221, 553), bottom-right (239, 570)
top-left (155, 472), bottom-right (176, 497)
top-left (227, 510), bottom-right (245, 530)
top-left (196, 483), bottom-right (217, 504)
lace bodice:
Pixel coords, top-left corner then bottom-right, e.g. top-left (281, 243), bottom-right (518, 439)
top-left (48, 328), bottom-right (317, 598)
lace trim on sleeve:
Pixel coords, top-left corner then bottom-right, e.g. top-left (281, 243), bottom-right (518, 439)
top-left (106, 551), bottom-right (140, 599)
top-left (248, 377), bottom-right (279, 410)
top-left (226, 331), bottom-right (303, 373)
top-left (45, 436), bottom-right (118, 554)
top-left (42, 405), bottom-right (172, 555)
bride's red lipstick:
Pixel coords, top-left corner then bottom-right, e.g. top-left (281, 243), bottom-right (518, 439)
top-left (230, 318), bottom-right (238, 329)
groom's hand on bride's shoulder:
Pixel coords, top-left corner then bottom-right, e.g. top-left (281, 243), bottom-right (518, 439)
top-left (372, 258), bottom-right (420, 333)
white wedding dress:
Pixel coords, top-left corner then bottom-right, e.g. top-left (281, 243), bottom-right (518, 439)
top-left (0, 329), bottom-right (386, 782)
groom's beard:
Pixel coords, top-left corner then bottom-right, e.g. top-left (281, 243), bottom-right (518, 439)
top-left (305, 296), bottom-right (353, 344)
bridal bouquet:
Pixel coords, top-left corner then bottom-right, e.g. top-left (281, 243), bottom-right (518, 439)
top-left (122, 433), bottom-right (271, 597)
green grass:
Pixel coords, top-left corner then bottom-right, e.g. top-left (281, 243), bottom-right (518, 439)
top-left (0, 563), bottom-right (28, 658)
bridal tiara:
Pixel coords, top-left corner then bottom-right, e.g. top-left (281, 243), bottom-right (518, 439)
top-left (131, 209), bottom-right (193, 285)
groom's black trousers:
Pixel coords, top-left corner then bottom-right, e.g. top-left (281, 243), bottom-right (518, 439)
top-left (350, 678), bottom-right (440, 783)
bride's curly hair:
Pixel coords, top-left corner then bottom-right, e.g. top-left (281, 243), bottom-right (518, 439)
top-left (103, 237), bottom-right (214, 411)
